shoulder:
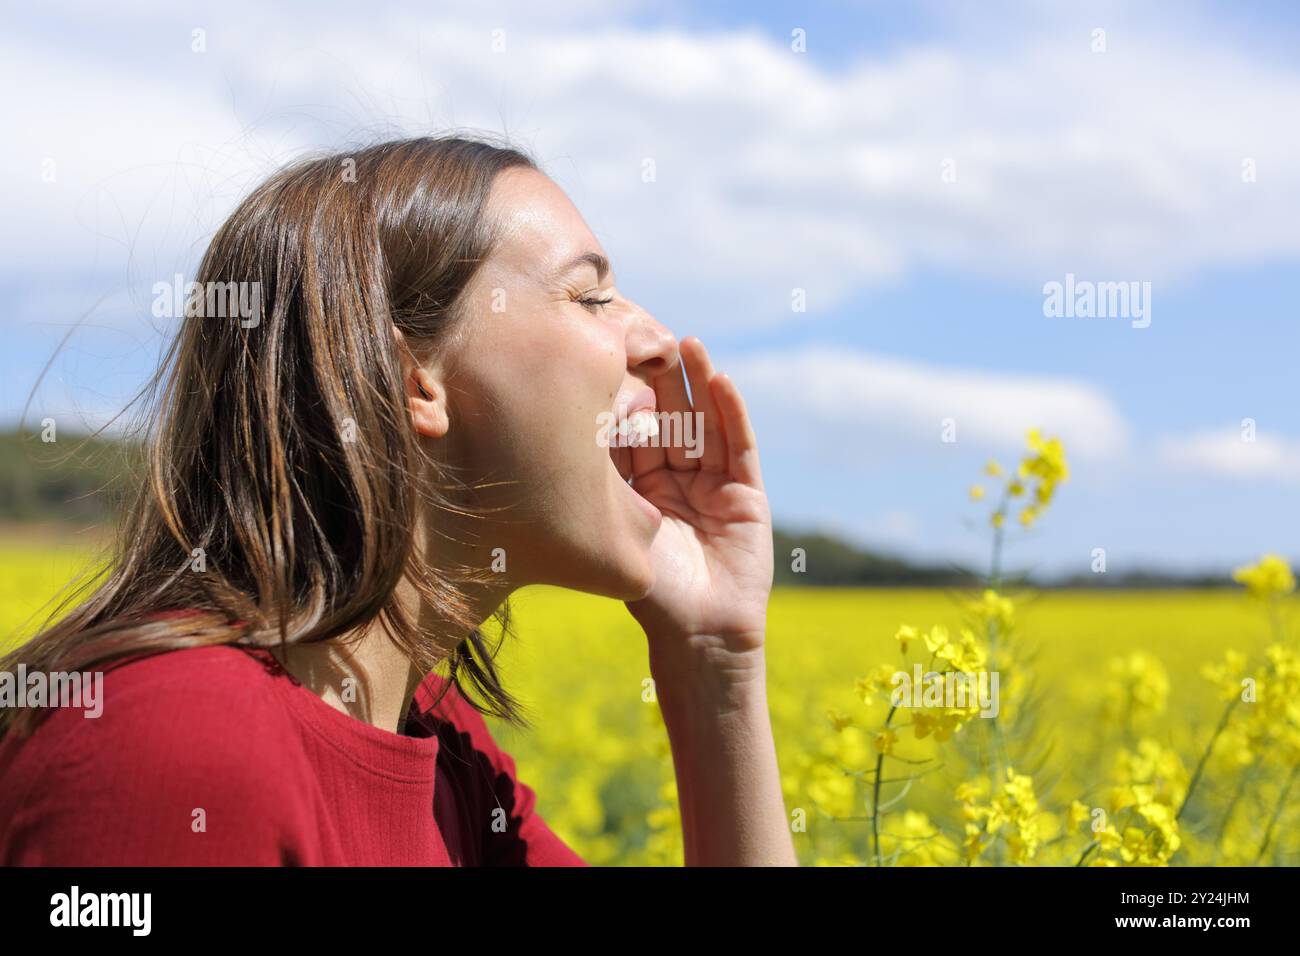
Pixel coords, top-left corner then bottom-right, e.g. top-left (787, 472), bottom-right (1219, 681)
top-left (411, 673), bottom-right (588, 867)
top-left (21, 644), bottom-right (294, 754)
top-left (0, 645), bottom-right (309, 864)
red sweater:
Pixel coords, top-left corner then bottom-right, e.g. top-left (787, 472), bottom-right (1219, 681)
top-left (0, 640), bottom-right (587, 866)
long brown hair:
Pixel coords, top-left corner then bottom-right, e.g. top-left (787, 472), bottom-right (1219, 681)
top-left (2, 134), bottom-right (539, 736)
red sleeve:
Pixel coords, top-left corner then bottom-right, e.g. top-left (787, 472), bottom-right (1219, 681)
top-left (434, 685), bottom-right (588, 867)
top-left (0, 649), bottom-right (314, 866)
top-left (482, 737), bottom-right (589, 867)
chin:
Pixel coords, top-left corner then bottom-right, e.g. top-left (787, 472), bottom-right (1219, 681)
top-left (609, 551), bottom-right (657, 601)
top-left (540, 526), bottom-right (657, 601)
top-left (578, 538), bottom-right (658, 601)
top-left (531, 442), bottom-right (664, 599)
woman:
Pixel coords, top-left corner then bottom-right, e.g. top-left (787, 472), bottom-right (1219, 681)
top-left (0, 135), bottom-right (795, 866)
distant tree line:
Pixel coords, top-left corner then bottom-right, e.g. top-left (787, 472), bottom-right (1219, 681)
top-left (0, 429), bottom-right (138, 525)
top-left (0, 428), bottom-right (1244, 587)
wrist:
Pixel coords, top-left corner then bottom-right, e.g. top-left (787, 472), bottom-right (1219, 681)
top-left (649, 648), bottom-right (768, 726)
top-left (646, 631), bottom-right (767, 707)
top-left (629, 596), bottom-right (768, 657)
top-left (645, 627), bottom-right (766, 666)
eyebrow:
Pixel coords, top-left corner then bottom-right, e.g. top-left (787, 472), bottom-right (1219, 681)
top-left (552, 251), bottom-right (610, 283)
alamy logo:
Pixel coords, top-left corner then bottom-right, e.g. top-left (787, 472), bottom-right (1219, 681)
top-left (1042, 273), bottom-right (1151, 328)
top-left (152, 274), bottom-right (261, 327)
top-left (596, 408), bottom-right (705, 459)
top-left (50, 886), bottom-right (151, 936)
top-left (0, 666), bottom-right (103, 717)
top-left (890, 665), bottom-right (1000, 717)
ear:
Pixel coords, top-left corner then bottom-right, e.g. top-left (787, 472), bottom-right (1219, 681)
top-left (406, 366), bottom-right (450, 440)
top-left (393, 326), bottom-right (450, 440)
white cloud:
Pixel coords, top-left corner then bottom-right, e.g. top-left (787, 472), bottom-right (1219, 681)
top-left (2, 2), bottom-right (1299, 335)
top-left (727, 346), bottom-right (1129, 458)
top-left (1157, 428), bottom-right (1300, 481)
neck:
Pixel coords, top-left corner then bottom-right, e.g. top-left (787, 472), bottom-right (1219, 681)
top-left (272, 572), bottom-right (513, 735)
top-left (273, 486), bottom-right (519, 734)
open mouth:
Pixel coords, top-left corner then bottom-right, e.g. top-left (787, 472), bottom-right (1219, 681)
top-left (605, 387), bottom-right (665, 530)
top-left (608, 416), bottom-right (656, 482)
top-left (610, 443), bottom-right (633, 484)
top-left (607, 388), bottom-right (659, 484)
top-left (607, 431), bottom-right (663, 526)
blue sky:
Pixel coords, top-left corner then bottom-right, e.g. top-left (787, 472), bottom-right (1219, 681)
top-left (2, 0), bottom-right (1297, 577)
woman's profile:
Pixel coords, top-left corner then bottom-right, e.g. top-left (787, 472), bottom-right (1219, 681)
top-left (0, 134), bottom-right (795, 867)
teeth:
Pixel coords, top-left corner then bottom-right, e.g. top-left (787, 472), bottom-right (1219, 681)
top-left (626, 409), bottom-right (659, 446)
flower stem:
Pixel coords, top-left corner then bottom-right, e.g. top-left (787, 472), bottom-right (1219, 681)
top-left (1255, 763), bottom-right (1299, 864)
top-left (1176, 697), bottom-right (1238, 823)
top-left (871, 704), bottom-right (899, 866)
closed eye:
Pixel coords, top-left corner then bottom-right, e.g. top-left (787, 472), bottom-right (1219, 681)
top-left (576, 293), bottom-right (615, 313)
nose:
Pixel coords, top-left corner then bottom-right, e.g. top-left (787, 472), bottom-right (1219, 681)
top-left (623, 299), bottom-right (679, 378)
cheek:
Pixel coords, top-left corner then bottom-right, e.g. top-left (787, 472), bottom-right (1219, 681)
top-left (455, 307), bottom-right (625, 473)
top-left (507, 307), bottom-right (624, 406)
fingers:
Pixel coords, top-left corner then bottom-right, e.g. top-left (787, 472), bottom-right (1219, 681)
top-left (679, 337), bottom-right (728, 473)
top-left (644, 336), bottom-right (757, 481)
top-left (710, 372), bottom-right (764, 488)
top-left (651, 357), bottom-right (695, 471)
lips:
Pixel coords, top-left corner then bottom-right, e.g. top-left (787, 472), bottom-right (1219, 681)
top-left (617, 386), bottom-right (657, 419)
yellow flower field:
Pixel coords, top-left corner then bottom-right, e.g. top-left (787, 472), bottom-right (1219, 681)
top-left (2, 432), bottom-right (1295, 867)
top-left (486, 582), bottom-right (1298, 867)
top-left (480, 432), bottom-right (1298, 867)
top-left (5, 545), bottom-right (1293, 867)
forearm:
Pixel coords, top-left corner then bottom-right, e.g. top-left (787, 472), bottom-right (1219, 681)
top-left (647, 635), bottom-right (798, 866)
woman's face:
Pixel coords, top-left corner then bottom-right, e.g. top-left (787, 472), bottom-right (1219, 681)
top-left (427, 166), bottom-right (679, 599)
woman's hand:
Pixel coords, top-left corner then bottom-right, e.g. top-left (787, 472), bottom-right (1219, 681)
top-left (624, 337), bottom-right (774, 654)
top-left (623, 340), bottom-right (795, 865)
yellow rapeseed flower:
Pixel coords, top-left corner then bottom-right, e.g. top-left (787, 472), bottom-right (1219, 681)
top-left (1201, 650), bottom-right (1248, 703)
top-left (1232, 553), bottom-right (1296, 599)
top-left (1067, 800), bottom-right (1091, 831)
top-left (895, 624), bottom-right (918, 655)
top-left (923, 625), bottom-right (951, 655)
top-left (1102, 652), bottom-right (1170, 726)
top-left (827, 708), bottom-right (854, 732)
top-left (970, 589), bottom-right (1015, 631)
top-left (855, 663), bottom-right (901, 702)
top-left (959, 768), bottom-right (1043, 864)
top-left (955, 779), bottom-right (987, 803)
top-left (1014, 429), bottom-right (1069, 516)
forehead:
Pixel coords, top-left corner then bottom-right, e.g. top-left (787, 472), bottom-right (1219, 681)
top-left (483, 167), bottom-right (605, 281)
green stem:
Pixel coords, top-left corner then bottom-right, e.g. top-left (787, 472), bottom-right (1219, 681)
top-left (1210, 771), bottom-right (1250, 865)
top-left (871, 704), bottom-right (899, 867)
top-left (1255, 763), bottom-right (1300, 865)
top-left (1177, 697), bottom-right (1238, 823)
top-left (989, 508), bottom-right (1006, 591)
top-left (985, 494), bottom-right (1009, 863)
